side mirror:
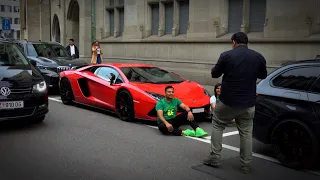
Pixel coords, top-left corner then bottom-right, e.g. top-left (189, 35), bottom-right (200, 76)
top-left (110, 73), bottom-right (116, 85)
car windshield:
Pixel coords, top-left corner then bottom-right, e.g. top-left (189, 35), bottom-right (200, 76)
top-left (120, 67), bottom-right (184, 84)
top-left (0, 43), bottom-right (29, 66)
top-left (27, 43), bottom-right (70, 58)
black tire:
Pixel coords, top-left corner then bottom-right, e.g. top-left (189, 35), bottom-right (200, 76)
top-left (33, 116), bottom-right (45, 124)
top-left (60, 78), bottom-right (74, 105)
top-left (116, 90), bottom-right (135, 122)
top-left (270, 119), bottom-right (319, 169)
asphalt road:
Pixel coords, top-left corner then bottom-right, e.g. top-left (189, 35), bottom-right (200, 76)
top-left (0, 95), bottom-right (319, 180)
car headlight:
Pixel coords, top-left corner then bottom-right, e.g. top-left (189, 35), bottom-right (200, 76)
top-left (32, 81), bottom-right (47, 93)
top-left (204, 89), bottom-right (211, 97)
top-left (146, 92), bottom-right (165, 101)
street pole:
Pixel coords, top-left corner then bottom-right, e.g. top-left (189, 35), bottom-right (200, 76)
top-left (91, 0), bottom-right (95, 43)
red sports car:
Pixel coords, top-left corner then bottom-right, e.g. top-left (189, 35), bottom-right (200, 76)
top-left (59, 63), bottom-right (212, 122)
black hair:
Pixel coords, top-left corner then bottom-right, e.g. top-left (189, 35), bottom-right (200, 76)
top-left (231, 32), bottom-right (248, 45)
top-left (214, 83), bottom-right (221, 98)
top-left (69, 38), bottom-right (74, 42)
top-left (165, 85), bottom-right (174, 92)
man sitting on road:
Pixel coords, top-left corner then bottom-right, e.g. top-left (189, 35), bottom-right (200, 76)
top-left (156, 86), bottom-right (208, 137)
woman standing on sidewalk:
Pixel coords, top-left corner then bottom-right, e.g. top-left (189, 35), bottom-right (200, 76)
top-left (91, 40), bottom-right (103, 64)
top-left (210, 83), bottom-right (236, 124)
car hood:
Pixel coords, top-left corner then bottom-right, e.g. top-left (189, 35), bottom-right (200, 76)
top-left (130, 81), bottom-right (208, 100)
top-left (0, 65), bottom-right (43, 89)
top-left (29, 56), bottom-right (88, 67)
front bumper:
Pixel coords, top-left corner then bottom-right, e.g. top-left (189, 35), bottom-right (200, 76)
top-left (0, 93), bottom-right (49, 122)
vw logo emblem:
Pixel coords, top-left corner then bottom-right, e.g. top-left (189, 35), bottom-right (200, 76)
top-left (0, 87), bottom-right (11, 96)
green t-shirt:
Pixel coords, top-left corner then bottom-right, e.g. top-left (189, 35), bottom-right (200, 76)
top-left (155, 98), bottom-right (182, 124)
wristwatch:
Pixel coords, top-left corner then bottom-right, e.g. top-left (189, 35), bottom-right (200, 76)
top-left (187, 110), bottom-right (191, 112)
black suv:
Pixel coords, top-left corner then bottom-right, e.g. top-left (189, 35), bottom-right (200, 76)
top-left (253, 59), bottom-right (320, 169)
top-left (0, 38), bottom-right (48, 123)
top-left (16, 40), bottom-right (88, 90)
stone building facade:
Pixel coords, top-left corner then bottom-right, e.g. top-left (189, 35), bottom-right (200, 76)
top-left (20, 0), bottom-right (320, 85)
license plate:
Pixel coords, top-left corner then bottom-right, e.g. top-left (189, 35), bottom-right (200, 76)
top-left (0, 101), bottom-right (24, 110)
top-left (192, 108), bottom-right (204, 113)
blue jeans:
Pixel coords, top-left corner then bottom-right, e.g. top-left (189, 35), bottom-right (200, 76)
top-left (97, 54), bottom-right (101, 64)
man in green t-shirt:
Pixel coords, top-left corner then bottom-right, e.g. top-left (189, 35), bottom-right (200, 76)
top-left (155, 85), bottom-right (208, 137)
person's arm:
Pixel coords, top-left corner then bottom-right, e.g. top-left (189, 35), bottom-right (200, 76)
top-left (211, 53), bottom-right (226, 78)
top-left (156, 102), bottom-right (169, 124)
top-left (257, 53), bottom-right (267, 79)
top-left (179, 100), bottom-right (194, 121)
top-left (178, 101), bottom-right (191, 112)
top-left (92, 46), bottom-right (96, 52)
top-left (210, 96), bottom-right (217, 109)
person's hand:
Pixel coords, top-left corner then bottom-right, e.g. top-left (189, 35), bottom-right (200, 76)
top-left (187, 111), bottom-right (194, 121)
top-left (165, 123), bottom-right (173, 132)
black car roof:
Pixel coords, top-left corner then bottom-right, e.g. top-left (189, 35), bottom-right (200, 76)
top-left (281, 59), bottom-right (320, 67)
top-left (0, 37), bottom-right (17, 43)
top-left (17, 39), bottom-right (63, 46)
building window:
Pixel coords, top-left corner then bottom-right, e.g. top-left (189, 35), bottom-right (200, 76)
top-left (0, 5), bottom-right (4, 12)
top-left (151, 4), bottom-right (159, 35)
top-left (119, 8), bottom-right (124, 36)
top-left (165, 2), bottom-right (174, 34)
top-left (106, 0), bottom-right (125, 38)
top-left (109, 10), bottom-right (114, 35)
top-left (110, 0), bottom-right (114, 7)
top-left (228, 0), bottom-right (243, 33)
top-left (179, 0), bottom-right (189, 34)
top-left (14, 18), bottom-right (19, 24)
top-left (14, 6), bottom-right (19, 13)
top-left (249, 0), bottom-right (266, 32)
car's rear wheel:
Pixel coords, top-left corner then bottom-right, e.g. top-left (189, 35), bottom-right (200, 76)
top-left (60, 78), bottom-right (74, 105)
top-left (270, 119), bottom-right (319, 169)
top-left (116, 90), bottom-right (134, 122)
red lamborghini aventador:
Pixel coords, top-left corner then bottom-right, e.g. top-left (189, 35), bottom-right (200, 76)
top-left (59, 63), bottom-right (212, 122)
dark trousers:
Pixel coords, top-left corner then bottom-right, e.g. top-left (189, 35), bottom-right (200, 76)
top-left (158, 112), bottom-right (200, 136)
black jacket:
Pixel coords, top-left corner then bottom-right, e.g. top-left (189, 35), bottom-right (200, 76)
top-left (66, 44), bottom-right (79, 58)
top-left (211, 45), bottom-right (267, 108)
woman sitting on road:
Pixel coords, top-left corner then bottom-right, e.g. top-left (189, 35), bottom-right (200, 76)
top-left (210, 83), bottom-right (236, 124)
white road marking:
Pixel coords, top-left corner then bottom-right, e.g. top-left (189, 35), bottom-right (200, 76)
top-left (49, 99), bottom-right (320, 176)
top-left (222, 130), bottom-right (239, 137)
top-left (146, 125), bottom-right (319, 176)
top-left (48, 97), bottom-right (62, 103)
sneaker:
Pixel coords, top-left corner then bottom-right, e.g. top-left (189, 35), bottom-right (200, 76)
top-left (182, 129), bottom-right (195, 136)
top-left (203, 155), bottom-right (220, 168)
top-left (195, 128), bottom-right (208, 137)
top-left (240, 166), bottom-right (251, 174)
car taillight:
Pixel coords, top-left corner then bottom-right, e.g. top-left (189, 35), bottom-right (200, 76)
top-left (256, 93), bottom-right (259, 97)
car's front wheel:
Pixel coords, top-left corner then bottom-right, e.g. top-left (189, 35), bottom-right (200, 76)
top-left (270, 119), bottom-right (319, 169)
top-left (60, 78), bottom-right (74, 105)
top-left (116, 90), bottom-right (135, 122)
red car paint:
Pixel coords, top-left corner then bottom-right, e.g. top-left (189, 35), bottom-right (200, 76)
top-left (59, 63), bottom-right (211, 121)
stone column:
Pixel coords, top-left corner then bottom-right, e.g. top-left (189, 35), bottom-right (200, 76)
top-left (158, 2), bottom-right (165, 36)
top-left (40, 1), bottom-right (50, 41)
top-left (145, 3), bottom-right (152, 38)
top-left (172, 0), bottom-right (179, 36)
top-left (95, 0), bottom-right (105, 39)
top-left (240, 0), bottom-right (250, 33)
top-left (79, 0), bottom-right (93, 57)
top-left (22, 0), bottom-right (41, 41)
top-left (114, 8), bottom-right (120, 37)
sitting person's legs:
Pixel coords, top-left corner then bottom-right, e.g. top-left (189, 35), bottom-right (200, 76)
top-left (158, 112), bottom-right (208, 137)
